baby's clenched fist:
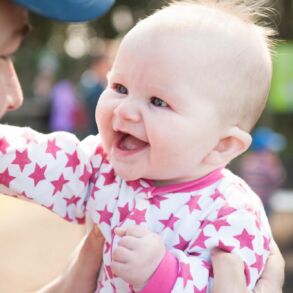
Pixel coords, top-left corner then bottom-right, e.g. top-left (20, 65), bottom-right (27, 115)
top-left (111, 225), bottom-right (165, 291)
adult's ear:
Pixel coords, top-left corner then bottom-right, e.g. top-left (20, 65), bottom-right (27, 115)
top-left (203, 126), bottom-right (252, 167)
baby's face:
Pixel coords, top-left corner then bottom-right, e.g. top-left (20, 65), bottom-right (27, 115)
top-left (96, 27), bottom-right (223, 185)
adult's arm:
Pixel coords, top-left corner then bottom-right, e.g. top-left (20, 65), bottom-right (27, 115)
top-left (38, 226), bottom-right (104, 293)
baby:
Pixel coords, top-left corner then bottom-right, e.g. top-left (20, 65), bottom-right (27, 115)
top-left (0, 0), bottom-right (275, 292)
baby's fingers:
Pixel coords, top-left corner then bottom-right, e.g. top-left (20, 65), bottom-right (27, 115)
top-left (115, 225), bottom-right (149, 238)
top-left (114, 227), bottom-right (127, 237)
top-left (118, 235), bottom-right (138, 250)
top-left (111, 259), bottom-right (126, 278)
top-left (112, 246), bottom-right (132, 264)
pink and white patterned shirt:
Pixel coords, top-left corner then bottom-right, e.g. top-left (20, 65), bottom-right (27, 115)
top-left (0, 125), bottom-right (271, 293)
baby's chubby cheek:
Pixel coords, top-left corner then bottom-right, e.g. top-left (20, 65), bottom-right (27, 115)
top-left (95, 95), bottom-right (115, 135)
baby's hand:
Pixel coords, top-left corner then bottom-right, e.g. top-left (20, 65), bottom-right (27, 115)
top-left (111, 225), bottom-right (165, 291)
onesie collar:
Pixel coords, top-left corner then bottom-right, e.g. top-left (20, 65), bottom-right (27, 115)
top-left (127, 169), bottom-right (224, 198)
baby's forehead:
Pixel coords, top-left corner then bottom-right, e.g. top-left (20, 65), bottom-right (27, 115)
top-left (130, 10), bottom-right (250, 59)
top-left (128, 2), bottom-right (268, 66)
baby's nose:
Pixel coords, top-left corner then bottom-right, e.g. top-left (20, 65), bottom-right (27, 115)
top-left (114, 99), bottom-right (141, 123)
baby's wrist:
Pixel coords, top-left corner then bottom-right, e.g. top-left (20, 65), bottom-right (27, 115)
top-left (133, 283), bottom-right (146, 292)
top-left (137, 249), bottom-right (178, 293)
top-left (133, 247), bottom-right (166, 292)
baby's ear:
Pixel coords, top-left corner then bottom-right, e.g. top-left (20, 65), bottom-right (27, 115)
top-left (203, 127), bottom-right (252, 167)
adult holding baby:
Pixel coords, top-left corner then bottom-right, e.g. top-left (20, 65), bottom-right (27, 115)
top-left (0, 0), bottom-right (284, 292)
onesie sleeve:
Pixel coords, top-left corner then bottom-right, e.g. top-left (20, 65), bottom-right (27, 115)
top-left (0, 124), bottom-right (102, 224)
top-left (141, 196), bottom-right (271, 292)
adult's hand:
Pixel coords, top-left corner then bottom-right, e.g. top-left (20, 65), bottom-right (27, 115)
top-left (38, 225), bottom-right (104, 293)
top-left (211, 239), bottom-right (285, 293)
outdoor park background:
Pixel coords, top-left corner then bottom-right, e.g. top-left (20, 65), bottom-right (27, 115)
top-left (0, 0), bottom-right (293, 292)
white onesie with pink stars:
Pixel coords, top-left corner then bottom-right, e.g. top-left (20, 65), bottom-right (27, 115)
top-left (0, 125), bottom-right (271, 293)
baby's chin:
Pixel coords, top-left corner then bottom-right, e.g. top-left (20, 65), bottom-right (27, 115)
top-left (110, 163), bottom-right (141, 182)
top-left (116, 169), bottom-right (140, 182)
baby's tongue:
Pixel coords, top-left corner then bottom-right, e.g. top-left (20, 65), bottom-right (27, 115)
top-left (120, 134), bottom-right (147, 150)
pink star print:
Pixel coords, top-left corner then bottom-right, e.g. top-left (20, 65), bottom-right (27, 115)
top-left (251, 253), bottom-right (263, 273)
top-left (79, 166), bottom-right (91, 186)
top-left (193, 285), bottom-right (208, 293)
top-left (23, 130), bottom-right (37, 144)
top-left (51, 174), bottom-right (69, 195)
top-left (149, 195), bottom-right (168, 209)
top-left (95, 145), bottom-right (106, 157)
top-left (210, 188), bottom-right (225, 201)
top-left (101, 169), bottom-right (116, 185)
top-left (199, 219), bottom-right (211, 229)
top-left (90, 166), bottom-right (100, 181)
top-left (105, 265), bottom-right (114, 279)
top-left (76, 216), bottom-right (85, 224)
top-left (255, 210), bottom-right (262, 230)
top-left (190, 231), bottom-right (210, 249)
top-left (20, 190), bottom-right (30, 199)
top-left (64, 212), bottom-right (73, 222)
top-left (202, 259), bottom-right (213, 277)
top-left (217, 205), bottom-right (237, 218)
top-left (179, 262), bottom-right (193, 288)
top-left (0, 137), bottom-right (9, 154)
top-left (91, 185), bottom-right (100, 199)
top-left (186, 196), bottom-right (201, 213)
top-left (210, 218), bottom-right (231, 231)
top-left (12, 149), bottom-right (31, 172)
top-left (174, 234), bottom-right (189, 250)
top-left (0, 168), bottom-right (15, 186)
top-left (29, 164), bottom-right (46, 186)
top-left (244, 203), bottom-right (255, 214)
top-left (263, 236), bottom-right (270, 251)
top-left (159, 213), bottom-right (179, 230)
top-left (104, 241), bottom-right (111, 253)
top-left (64, 195), bottom-right (81, 206)
top-left (97, 206), bottom-right (113, 225)
top-left (234, 228), bottom-right (255, 250)
top-left (244, 262), bottom-right (251, 286)
top-left (65, 151), bottom-right (80, 173)
top-left (45, 203), bottom-right (54, 212)
top-left (97, 280), bottom-right (104, 290)
top-left (218, 240), bottom-right (234, 252)
top-left (127, 180), bottom-right (143, 192)
top-left (118, 203), bottom-right (131, 222)
top-left (46, 138), bottom-right (61, 159)
top-left (129, 208), bottom-right (147, 225)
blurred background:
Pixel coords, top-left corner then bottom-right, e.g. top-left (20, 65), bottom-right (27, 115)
top-left (1, 0), bottom-right (293, 292)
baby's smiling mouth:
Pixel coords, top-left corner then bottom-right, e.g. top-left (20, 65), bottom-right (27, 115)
top-left (115, 131), bottom-right (149, 152)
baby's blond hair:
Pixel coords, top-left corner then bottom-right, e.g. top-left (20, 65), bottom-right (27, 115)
top-left (137, 0), bottom-right (277, 130)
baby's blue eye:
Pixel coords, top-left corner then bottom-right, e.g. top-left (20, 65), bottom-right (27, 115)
top-left (150, 97), bottom-right (168, 107)
top-left (114, 83), bottom-right (128, 95)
